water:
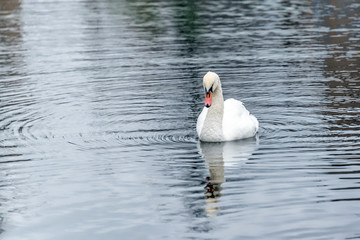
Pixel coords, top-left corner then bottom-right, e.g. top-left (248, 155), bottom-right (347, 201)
top-left (1, 0), bottom-right (360, 239)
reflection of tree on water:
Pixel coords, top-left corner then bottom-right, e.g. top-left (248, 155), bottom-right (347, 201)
top-left (0, 0), bottom-right (23, 77)
top-left (320, 0), bottom-right (360, 132)
top-left (198, 139), bottom-right (257, 216)
top-left (0, 0), bottom-right (22, 44)
top-left (0, 0), bottom-right (23, 235)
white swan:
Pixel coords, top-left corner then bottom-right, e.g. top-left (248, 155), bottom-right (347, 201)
top-left (196, 72), bottom-right (259, 142)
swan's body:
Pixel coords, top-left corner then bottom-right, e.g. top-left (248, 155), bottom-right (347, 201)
top-left (196, 72), bottom-right (259, 142)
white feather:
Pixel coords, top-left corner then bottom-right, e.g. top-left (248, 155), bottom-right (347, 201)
top-left (196, 107), bottom-right (208, 137)
top-left (197, 72), bottom-right (258, 142)
top-left (222, 98), bottom-right (259, 141)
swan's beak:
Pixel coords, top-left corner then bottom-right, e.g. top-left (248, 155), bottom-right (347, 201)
top-left (205, 90), bottom-right (213, 108)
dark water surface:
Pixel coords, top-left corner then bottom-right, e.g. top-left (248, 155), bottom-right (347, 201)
top-left (1, 0), bottom-right (360, 239)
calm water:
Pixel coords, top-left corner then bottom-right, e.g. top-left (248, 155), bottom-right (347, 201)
top-left (1, 0), bottom-right (360, 239)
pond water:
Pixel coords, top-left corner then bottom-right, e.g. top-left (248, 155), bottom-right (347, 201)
top-left (1, 0), bottom-right (360, 239)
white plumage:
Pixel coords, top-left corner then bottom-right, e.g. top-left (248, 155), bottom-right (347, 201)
top-left (196, 72), bottom-right (259, 142)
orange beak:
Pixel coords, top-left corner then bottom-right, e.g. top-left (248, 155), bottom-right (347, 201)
top-left (204, 91), bottom-right (213, 108)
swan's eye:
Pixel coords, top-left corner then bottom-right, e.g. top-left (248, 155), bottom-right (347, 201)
top-left (205, 86), bottom-right (213, 94)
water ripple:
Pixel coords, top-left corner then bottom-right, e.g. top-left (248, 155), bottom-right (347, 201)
top-left (1, 0), bottom-right (360, 239)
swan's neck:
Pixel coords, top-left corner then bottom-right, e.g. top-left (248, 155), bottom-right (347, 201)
top-left (200, 85), bottom-right (224, 142)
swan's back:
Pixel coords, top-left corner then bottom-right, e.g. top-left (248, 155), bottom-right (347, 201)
top-left (222, 98), bottom-right (259, 141)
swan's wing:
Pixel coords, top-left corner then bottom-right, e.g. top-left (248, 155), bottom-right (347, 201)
top-left (196, 107), bottom-right (208, 137)
top-left (223, 98), bottom-right (259, 140)
top-left (223, 98), bottom-right (248, 119)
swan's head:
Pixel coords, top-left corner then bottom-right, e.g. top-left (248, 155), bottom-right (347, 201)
top-left (203, 71), bottom-right (220, 108)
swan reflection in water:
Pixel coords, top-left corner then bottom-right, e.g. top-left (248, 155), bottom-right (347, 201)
top-left (198, 138), bottom-right (258, 216)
